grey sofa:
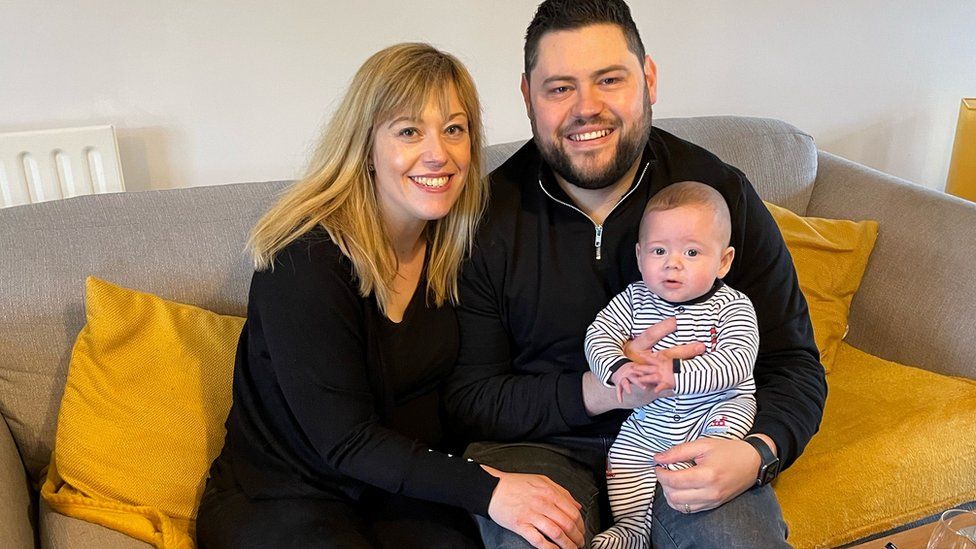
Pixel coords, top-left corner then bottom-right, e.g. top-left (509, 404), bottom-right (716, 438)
top-left (2, 116), bottom-right (974, 548)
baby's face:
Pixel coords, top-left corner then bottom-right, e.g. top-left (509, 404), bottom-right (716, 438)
top-left (636, 205), bottom-right (734, 303)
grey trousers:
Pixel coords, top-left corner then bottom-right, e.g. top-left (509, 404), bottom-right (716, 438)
top-left (464, 436), bottom-right (791, 549)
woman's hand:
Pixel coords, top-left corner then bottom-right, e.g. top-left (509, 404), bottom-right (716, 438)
top-left (482, 465), bottom-right (585, 549)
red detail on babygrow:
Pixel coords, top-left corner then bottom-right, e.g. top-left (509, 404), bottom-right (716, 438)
top-left (709, 326), bottom-right (718, 351)
top-left (708, 416), bottom-right (727, 428)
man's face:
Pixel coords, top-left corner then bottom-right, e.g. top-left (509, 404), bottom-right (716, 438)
top-left (522, 23), bottom-right (657, 190)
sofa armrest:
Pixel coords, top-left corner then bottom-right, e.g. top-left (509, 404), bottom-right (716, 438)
top-left (0, 414), bottom-right (34, 547)
top-left (807, 151), bottom-right (976, 380)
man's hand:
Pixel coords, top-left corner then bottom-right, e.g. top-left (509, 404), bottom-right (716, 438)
top-left (654, 435), bottom-right (778, 513)
top-left (482, 465), bottom-right (585, 549)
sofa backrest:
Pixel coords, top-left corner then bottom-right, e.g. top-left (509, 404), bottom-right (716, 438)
top-left (0, 115), bottom-right (818, 481)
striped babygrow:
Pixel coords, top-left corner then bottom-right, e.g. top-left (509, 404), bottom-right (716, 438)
top-left (586, 280), bottom-right (759, 549)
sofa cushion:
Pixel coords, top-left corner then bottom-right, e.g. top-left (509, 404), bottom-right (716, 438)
top-left (657, 117), bottom-right (818, 214)
top-left (39, 498), bottom-right (152, 549)
top-left (764, 202), bottom-right (878, 372)
top-left (773, 342), bottom-right (976, 548)
top-left (0, 415), bottom-right (32, 547)
top-left (41, 277), bottom-right (243, 547)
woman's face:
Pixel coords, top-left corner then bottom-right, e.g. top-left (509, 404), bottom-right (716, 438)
top-left (371, 87), bottom-right (471, 233)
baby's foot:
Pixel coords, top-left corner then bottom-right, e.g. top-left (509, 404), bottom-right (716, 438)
top-left (663, 460), bottom-right (694, 471)
top-left (590, 524), bottom-right (649, 549)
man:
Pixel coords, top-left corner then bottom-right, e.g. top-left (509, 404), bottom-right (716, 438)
top-left (444, 1), bottom-right (827, 548)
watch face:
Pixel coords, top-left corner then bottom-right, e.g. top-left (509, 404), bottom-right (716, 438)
top-left (760, 460), bottom-right (781, 485)
top-left (746, 437), bottom-right (780, 485)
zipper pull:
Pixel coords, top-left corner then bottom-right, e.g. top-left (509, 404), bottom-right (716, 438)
top-left (594, 225), bottom-right (603, 260)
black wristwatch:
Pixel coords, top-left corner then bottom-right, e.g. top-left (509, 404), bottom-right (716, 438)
top-left (744, 436), bottom-right (780, 486)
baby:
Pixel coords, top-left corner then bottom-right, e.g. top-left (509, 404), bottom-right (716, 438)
top-left (586, 181), bottom-right (759, 549)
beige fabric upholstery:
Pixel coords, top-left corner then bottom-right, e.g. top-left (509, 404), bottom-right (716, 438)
top-left (656, 116), bottom-right (818, 214)
top-left (39, 499), bottom-right (151, 549)
top-left (809, 152), bottom-right (976, 379)
top-left (0, 415), bottom-right (32, 548)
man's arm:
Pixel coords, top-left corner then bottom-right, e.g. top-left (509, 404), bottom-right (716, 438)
top-left (727, 172), bottom-right (827, 470)
top-left (442, 238), bottom-right (595, 441)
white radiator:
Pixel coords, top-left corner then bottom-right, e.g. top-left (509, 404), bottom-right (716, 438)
top-left (0, 125), bottom-right (125, 208)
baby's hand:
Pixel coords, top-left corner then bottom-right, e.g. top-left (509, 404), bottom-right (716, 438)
top-left (651, 362), bottom-right (676, 394)
top-left (610, 363), bottom-right (645, 403)
top-left (625, 355), bottom-right (677, 394)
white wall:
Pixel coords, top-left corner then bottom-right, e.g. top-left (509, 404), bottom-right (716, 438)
top-left (2, 1), bottom-right (974, 192)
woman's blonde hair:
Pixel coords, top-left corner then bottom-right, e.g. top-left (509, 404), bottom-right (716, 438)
top-left (248, 43), bottom-right (487, 313)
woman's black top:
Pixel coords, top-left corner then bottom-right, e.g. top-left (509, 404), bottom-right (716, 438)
top-left (217, 230), bottom-right (498, 516)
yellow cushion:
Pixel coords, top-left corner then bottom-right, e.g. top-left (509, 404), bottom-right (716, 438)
top-left (774, 342), bottom-right (976, 548)
top-left (41, 277), bottom-right (244, 548)
top-left (765, 202), bottom-right (878, 372)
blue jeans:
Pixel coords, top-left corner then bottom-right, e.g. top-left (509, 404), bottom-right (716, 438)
top-left (464, 436), bottom-right (791, 548)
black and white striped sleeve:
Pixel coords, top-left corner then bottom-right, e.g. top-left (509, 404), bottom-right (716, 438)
top-left (674, 294), bottom-right (759, 396)
top-left (585, 286), bottom-right (637, 386)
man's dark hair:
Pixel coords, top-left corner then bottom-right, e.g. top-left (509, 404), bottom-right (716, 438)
top-left (524, 0), bottom-right (646, 79)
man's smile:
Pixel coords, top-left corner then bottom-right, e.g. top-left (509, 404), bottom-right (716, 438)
top-left (567, 128), bottom-right (615, 142)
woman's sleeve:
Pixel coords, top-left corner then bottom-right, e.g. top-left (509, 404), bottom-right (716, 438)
top-left (251, 238), bottom-right (498, 515)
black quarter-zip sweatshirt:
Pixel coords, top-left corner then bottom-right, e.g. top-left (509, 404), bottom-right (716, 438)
top-left (444, 127), bottom-right (827, 470)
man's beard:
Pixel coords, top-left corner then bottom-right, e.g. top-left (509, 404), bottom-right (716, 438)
top-left (532, 98), bottom-right (653, 190)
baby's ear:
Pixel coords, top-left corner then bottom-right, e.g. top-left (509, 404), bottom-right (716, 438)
top-left (717, 246), bottom-right (735, 279)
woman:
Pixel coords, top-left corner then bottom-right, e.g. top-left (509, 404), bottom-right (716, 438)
top-left (196, 43), bottom-right (584, 548)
